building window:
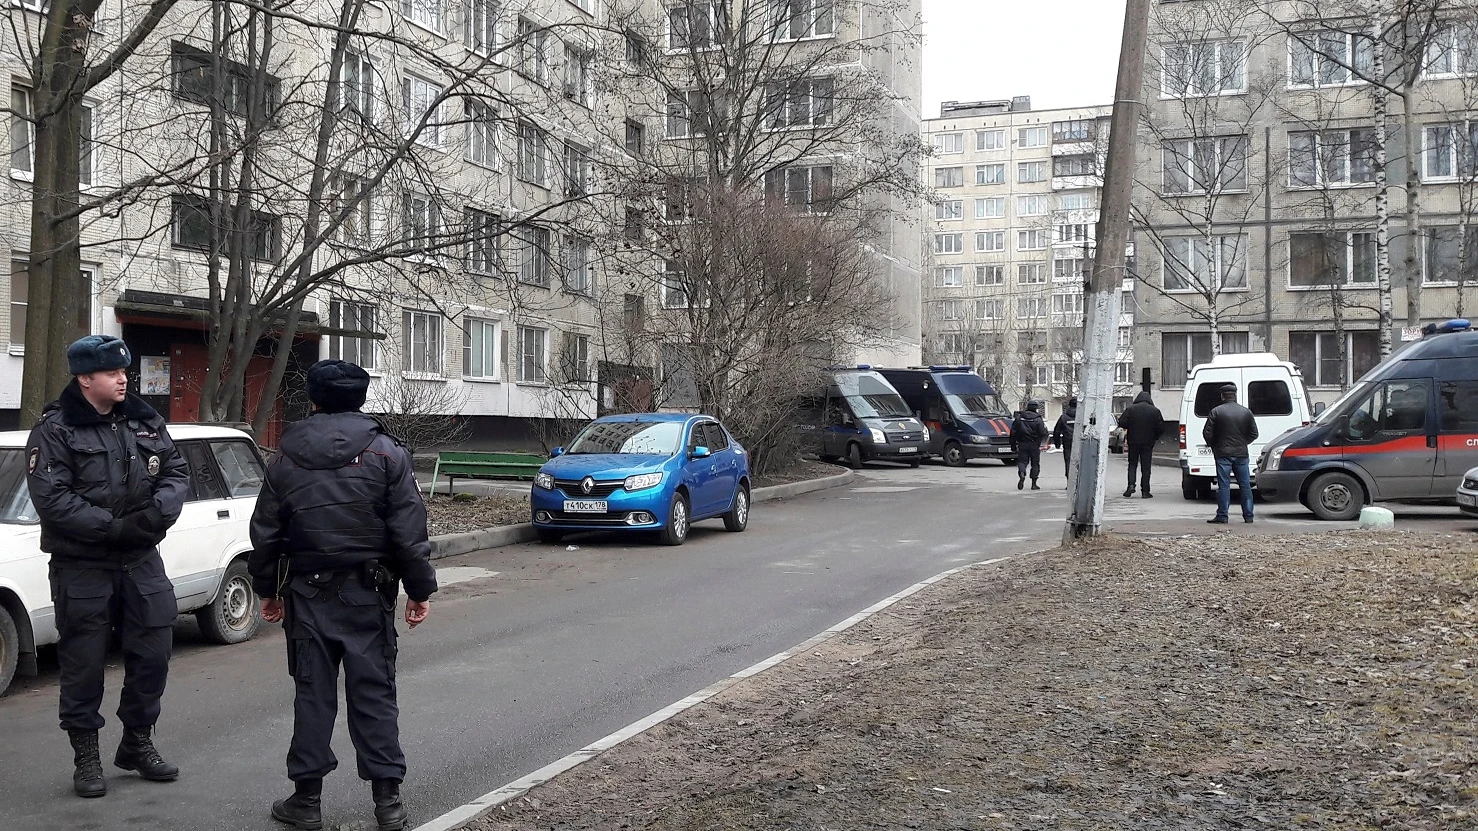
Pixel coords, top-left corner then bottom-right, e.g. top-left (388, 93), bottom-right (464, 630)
top-left (1053, 257), bottom-right (1088, 283)
top-left (662, 263), bottom-right (693, 308)
top-left (1290, 128), bottom-right (1376, 187)
top-left (764, 165), bottom-right (834, 213)
top-left (666, 90), bottom-right (721, 138)
top-left (975, 197), bottom-right (1004, 219)
top-left (1018, 126), bottom-right (1047, 148)
top-left (328, 300), bottom-right (377, 369)
top-left (329, 174), bottom-right (373, 243)
top-left (1018, 263), bottom-right (1046, 284)
top-left (402, 74), bottom-right (443, 145)
top-left (1423, 226), bottom-right (1478, 285)
top-left (976, 298), bottom-right (1003, 320)
top-left (1162, 333), bottom-right (1212, 385)
top-left (1162, 136), bottom-right (1248, 194)
top-left (1051, 292), bottom-right (1084, 317)
top-left (670, 1), bottom-right (724, 49)
top-left (559, 332), bottom-right (591, 383)
top-left (976, 265), bottom-right (1003, 286)
top-left (1422, 123), bottom-right (1478, 180)
top-left (564, 46), bottom-right (591, 106)
top-left (1289, 231), bottom-right (1377, 287)
top-left (518, 226), bottom-right (552, 286)
top-left (403, 191), bottom-right (440, 251)
top-left (933, 132), bottom-right (964, 154)
top-left (976, 163), bottom-right (1005, 185)
top-left (9, 85), bottom-right (32, 177)
top-left (1016, 297), bottom-right (1046, 319)
top-left (1289, 30), bottom-right (1373, 88)
top-left (1018, 229), bottom-right (1049, 251)
top-left (467, 0), bottom-right (498, 55)
top-left (625, 119), bottom-right (645, 157)
top-left (935, 233), bottom-right (965, 255)
top-left (625, 30), bottom-right (650, 66)
top-left (401, 309), bottom-right (444, 374)
top-left (465, 98), bottom-right (498, 168)
top-left (975, 231), bottom-right (1004, 252)
top-left (1161, 39), bottom-right (1247, 97)
top-left (935, 266), bottom-right (963, 287)
top-left (1058, 192), bottom-right (1095, 211)
top-left (938, 333), bottom-right (970, 355)
top-left (516, 121), bottom-right (547, 186)
top-left (516, 18), bottom-right (549, 83)
top-left (172, 194), bottom-right (278, 260)
top-left (1116, 362), bottom-right (1134, 384)
top-left (462, 318), bottom-right (500, 379)
top-left (340, 50), bottom-right (376, 119)
top-left (563, 235), bottom-right (592, 294)
top-left (768, 0), bottom-right (834, 40)
top-left (1423, 22), bottom-right (1478, 77)
top-left (623, 206), bottom-right (644, 241)
top-left (937, 299), bottom-right (963, 321)
top-left (171, 41), bottom-right (280, 116)
top-left (977, 129), bottom-right (1005, 151)
top-left (1052, 119), bottom-right (1097, 142)
top-left (934, 166), bottom-right (964, 188)
top-left (936, 199), bottom-right (964, 220)
top-left (465, 208), bottom-right (500, 276)
top-left (402, 0), bottom-right (441, 30)
top-left (563, 142), bottom-right (591, 196)
top-left (517, 325), bottom-right (547, 383)
top-left (1055, 223), bottom-right (1093, 245)
top-left (1290, 331), bottom-right (1379, 387)
top-left (1016, 195), bottom-right (1048, 216)
top-left (1018, 161), bottom-right (1047, 183)
top-left (1052, 154), bottom-right (1096, 177)
top-left (1163, 235), bottom-right (1247, 291)
top-left (8, 260), bottom-right (26, 348)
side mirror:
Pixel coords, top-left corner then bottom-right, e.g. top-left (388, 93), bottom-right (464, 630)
top-left (550, 447), bottom-right (564, 458)
top-left (1334, 414), bottom-right (1350, 438)
top-left (1313, 401), bottom-right (1327, 416)
top-left (690, 445), bottom-right (711, 459)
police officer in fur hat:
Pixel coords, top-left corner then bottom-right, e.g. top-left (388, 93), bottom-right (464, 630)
top-left (25, 335), bottom-right (190, 797)
top-left (248, 359), bottom-right (437, 831)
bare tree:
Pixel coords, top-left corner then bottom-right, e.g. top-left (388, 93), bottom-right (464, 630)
top-left (365, 369), bottom-right (471, 453)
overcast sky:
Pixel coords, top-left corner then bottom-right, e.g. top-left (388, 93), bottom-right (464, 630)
top-left (921, 0), bottom-right (1127, 118)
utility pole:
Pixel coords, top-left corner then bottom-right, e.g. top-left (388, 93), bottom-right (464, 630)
top-left (1065, 0), bottom-right (1152, 541)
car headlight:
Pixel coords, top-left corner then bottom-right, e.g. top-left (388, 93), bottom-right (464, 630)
top-left (623, 472), bottom-right (664, 491)
top-left (534, 471), bottom-right (555, 490)
top-left (868, 428), bottom-right (887, 444)
top-left (969, 434), bottom-right (988, 444)
top-left (1265, 446), bottom-right (1285, 472)
top-left (921, 426), bottom-right (930, 442)
top-left (1464, 477), bottom-right (1478, 491)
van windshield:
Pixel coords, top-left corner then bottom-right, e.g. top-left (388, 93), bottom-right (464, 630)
top-left (945, 393), bottom-right (1008, 418)
top-left (0, 449), bottom-right (38, 524)
top-left (836, 372), bottom-right (911, 419)
top-left (1314, 381), bottom-right (1371, 424)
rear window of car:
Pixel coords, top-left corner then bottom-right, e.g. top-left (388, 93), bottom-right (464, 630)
top-left (1248, 380), bottom-right (1293, 415)
top-left (1193, 383), bottom-right (1228, 417)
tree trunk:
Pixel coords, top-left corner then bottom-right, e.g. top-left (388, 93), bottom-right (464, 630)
top-left (1402, 88), bottom-right (1423, 329)
top-left (1372, 29), bottom-right (1395, 358)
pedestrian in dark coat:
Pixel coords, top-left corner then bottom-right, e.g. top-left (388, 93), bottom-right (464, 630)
top-left (1203, 384), bottom-right (1259, 524)
top-left (1012, 401), bottom-right (1049, 490)
top-left (26, 335), bottom-right (190, 798)
top-left (1117, 391), bottom-right (1165, 498)
top-left (249, 360), bottom-right (438, 831)
top-left (1051, 397), bottom-right (1078, 479)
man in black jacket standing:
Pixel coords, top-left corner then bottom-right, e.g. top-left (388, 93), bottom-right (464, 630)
top-left (249, 360), bottom-right (438, 831)
top-left (26, 335), bottom-right (190, 797)
top-left (1050, 397), bottom-right (1077, 480)
top-left (1012, 401), bottom-right (1049, 490)
top-left (1203, 383), bottom-right (1259, 524)
top-left (1117, 391), bottom-right (1164, 498)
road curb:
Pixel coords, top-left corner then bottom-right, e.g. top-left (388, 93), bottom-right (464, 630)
top-left (409, 550), bottom-right (1018, 831)
top-left (428, 469), bottom-right (855, 560)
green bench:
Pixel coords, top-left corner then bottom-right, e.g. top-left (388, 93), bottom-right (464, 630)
top-left (430, 451), bottom-right (548, 495)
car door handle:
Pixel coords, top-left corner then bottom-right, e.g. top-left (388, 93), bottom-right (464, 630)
top-left (217, 509), bottom-right (231, 519)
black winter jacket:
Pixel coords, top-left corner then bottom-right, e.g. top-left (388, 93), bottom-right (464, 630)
top-left (1203, 401), bottom-right (1260, 458)
top-left (1011, 410), bottom-right (1049, 450)
top-left (25, 381), bottom-right (189, 569)
top-left (1117, 392), bottom-right (1165, 447)
top-left (1051, 406), bottom-right (1077, 448)
top-left (247, 412), bottom-right (437, 602)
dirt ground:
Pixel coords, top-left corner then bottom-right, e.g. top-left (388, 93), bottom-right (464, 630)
top-left (463, 530), bottom-right (1478, 831)
top-left (425, 492), bottom-right (531, 535)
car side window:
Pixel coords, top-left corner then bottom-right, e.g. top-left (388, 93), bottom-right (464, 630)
top-left (704, 423), bottom-right (730, 451)
top-left (687, 423), bottom-right (705, 452)
top-left (1440, 380), bottom-right (1478, 433)
top-left (1348, 379), bottom-right (1429, 440)
top-left (1248, 381), bottom-right (1292, 416)
top-left (1193, 383), bottom-right (1228, 417)
top-left (209, 440), bottom-right (265, 498)
top-left (179, 440), bottom-right (227, 502)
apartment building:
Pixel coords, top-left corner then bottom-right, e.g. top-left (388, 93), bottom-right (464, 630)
top-left (1134, 0), bottom-right (1478, 420)
top-left (921, 97), bottom-right (1136, 420)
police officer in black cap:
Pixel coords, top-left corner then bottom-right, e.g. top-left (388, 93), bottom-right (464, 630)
top-left (25, 334), bottom-right (190, 797)
top-left (248, 359), bottom-right (437, 831)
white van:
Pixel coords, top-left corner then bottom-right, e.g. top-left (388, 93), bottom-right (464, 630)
top-left (1178, 353), bottom-right (1313, 500)
top-left (0, 425), bottom-right (266, 696)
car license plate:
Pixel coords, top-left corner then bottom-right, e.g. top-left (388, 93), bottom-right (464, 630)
top-left (996, 446), bottom-right (1012, 454)
top-left (563, 500), bottom-right (607, 513)
top-left (898, 447), bottom-right (917, 454)
top-left (1196, 445), bottom-right (1211, 456)
top-left (1460, 493), bottom-right (1477, 507)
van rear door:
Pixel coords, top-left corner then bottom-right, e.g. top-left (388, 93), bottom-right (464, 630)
top-left (1437, 378), bottom-right (1478, 493)
top-left (1340, 378), bottom-right (1438, 498)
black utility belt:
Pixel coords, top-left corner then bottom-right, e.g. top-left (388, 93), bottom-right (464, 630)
top-left (293, 561), bottom-right (396, 592)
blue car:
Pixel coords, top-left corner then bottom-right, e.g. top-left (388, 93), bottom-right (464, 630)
top-left (530, 413), bottom-right (752, 545)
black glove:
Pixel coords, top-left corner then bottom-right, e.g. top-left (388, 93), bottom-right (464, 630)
top-left (116, 504), bottom-right (167, 548)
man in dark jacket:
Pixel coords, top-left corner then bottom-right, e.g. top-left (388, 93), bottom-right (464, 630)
top-left (26, 335), bottom-right (190, 798)
top-left (1117, 391), bottom-right (1164, 498)
top-left (1012, 401), bottom-right (1049, 490)
top-left (1051, 397), bottom-right (1077, 480)
top-left (1203, 383), bottom-right (1259, 523)
top-left (249, 360), bottom-right (437, 831)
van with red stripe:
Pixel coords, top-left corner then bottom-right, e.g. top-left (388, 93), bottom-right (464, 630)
top-left (1256, 319), bottom-right (1478, 520)
top-left (877, 367), bottom-right (1016, 467)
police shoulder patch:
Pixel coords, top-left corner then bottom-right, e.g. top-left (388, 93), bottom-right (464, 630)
top-left (27, 447), bottom-right (38, 474)
top-left (147, 455), bottom-right (161, 476)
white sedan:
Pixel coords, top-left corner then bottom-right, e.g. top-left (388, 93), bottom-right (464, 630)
top-left (0, 425), bottom-right (267, 697)
top-left (1459, 466), bottom-right (1478, 517)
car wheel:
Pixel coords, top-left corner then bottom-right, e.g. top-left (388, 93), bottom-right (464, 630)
top-left (723, 486), bottom-right (750, 532)
top-left (659, 492), bottom-right (690, 546)
top-left (1197, 479), bottom-right (1214, 500)
top-left (846, 443), bottom-right (864, 470)
top-left (908, 458), bottom-right (921, 468)
top-left (197, 560), bottom-right (261, 645)
top-left (943, 442), bottom-right (965, 467)
top-left (537, 529), bottom-right (564, 544)
top-left (0, 604), bottom-right (18, 697)
top-left (1181, 472), bottom-right (1200, 500)
top-left (1307, 471), bottom-right (1365, 521)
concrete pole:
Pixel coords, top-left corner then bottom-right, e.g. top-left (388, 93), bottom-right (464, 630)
top-left (1065, 0), bottom-right (1152, 541)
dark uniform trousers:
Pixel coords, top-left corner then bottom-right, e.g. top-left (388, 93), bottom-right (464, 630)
top-left (1060, 438), bottom-right (1074, 475)
top-left (1016, 446), bottom-right (1042, 481)
top-left (50, 552), bottom-right (177, 732)
top-left (285, 571), bottom-right (404, 783)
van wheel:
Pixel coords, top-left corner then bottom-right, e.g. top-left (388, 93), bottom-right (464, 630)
top-left (1181, 472), bottom-right (1198, 500)
top-left (1196, 480), bottom-right (1214, 500)
top-left (0, 604), bottom-right (18, 697)
top-left (846, 443), bottom-right (865, 470)
top-left (197, 560), bottom-right (261, 645)
top-left (942, 442), bottom-right (966, 467)
top-left (1307, 472), bottom-right (1365, 521)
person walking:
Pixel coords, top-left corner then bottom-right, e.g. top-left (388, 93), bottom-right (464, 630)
top-left (1012, 400), bottom-right (1049, 491)
top-left (1051, 397), bottom-right (1078, 481)
top-left (1204, 383), bottom-right (1259, 524)
top-left (25, 335), bottom-right (190, 798)
top-left (248, 360), bottom-right (438, 831)
top-left (1117, 391), bottom-right (1164, 498)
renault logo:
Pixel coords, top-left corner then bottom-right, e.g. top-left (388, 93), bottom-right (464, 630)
top-left (581, 476), bottom-right (595, 495)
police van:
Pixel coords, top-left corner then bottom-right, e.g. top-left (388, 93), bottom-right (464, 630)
top-left (878, 367), bottom-right (1017, 466)
top-left (0, 425), bottom-right (266, 697)
top-left (794, 367), bottom-right (929, 468)
top-left (1256, 320), bottom-right (1478, 520)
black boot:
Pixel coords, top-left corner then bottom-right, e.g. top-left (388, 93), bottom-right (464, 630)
top-left (1030, 479), bottom-right (1040, 490)
top-left (271, 778), bottom-right (324, 831)
top-left (1017, 474), bottom-right (1025, 490)
top-left (372, 779), bottom-right (408, 831)
top-left (67, 729), bottom-right (106, 798)
top-left (114, 726), bottom-right (179, 781)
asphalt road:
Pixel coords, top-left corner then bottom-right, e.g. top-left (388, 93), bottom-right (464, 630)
top-left (2, 458), bottom-right (1472, 830)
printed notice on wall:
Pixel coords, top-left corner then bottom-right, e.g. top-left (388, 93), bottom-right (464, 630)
top-left (140, 357), bottom-right (171, 395)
